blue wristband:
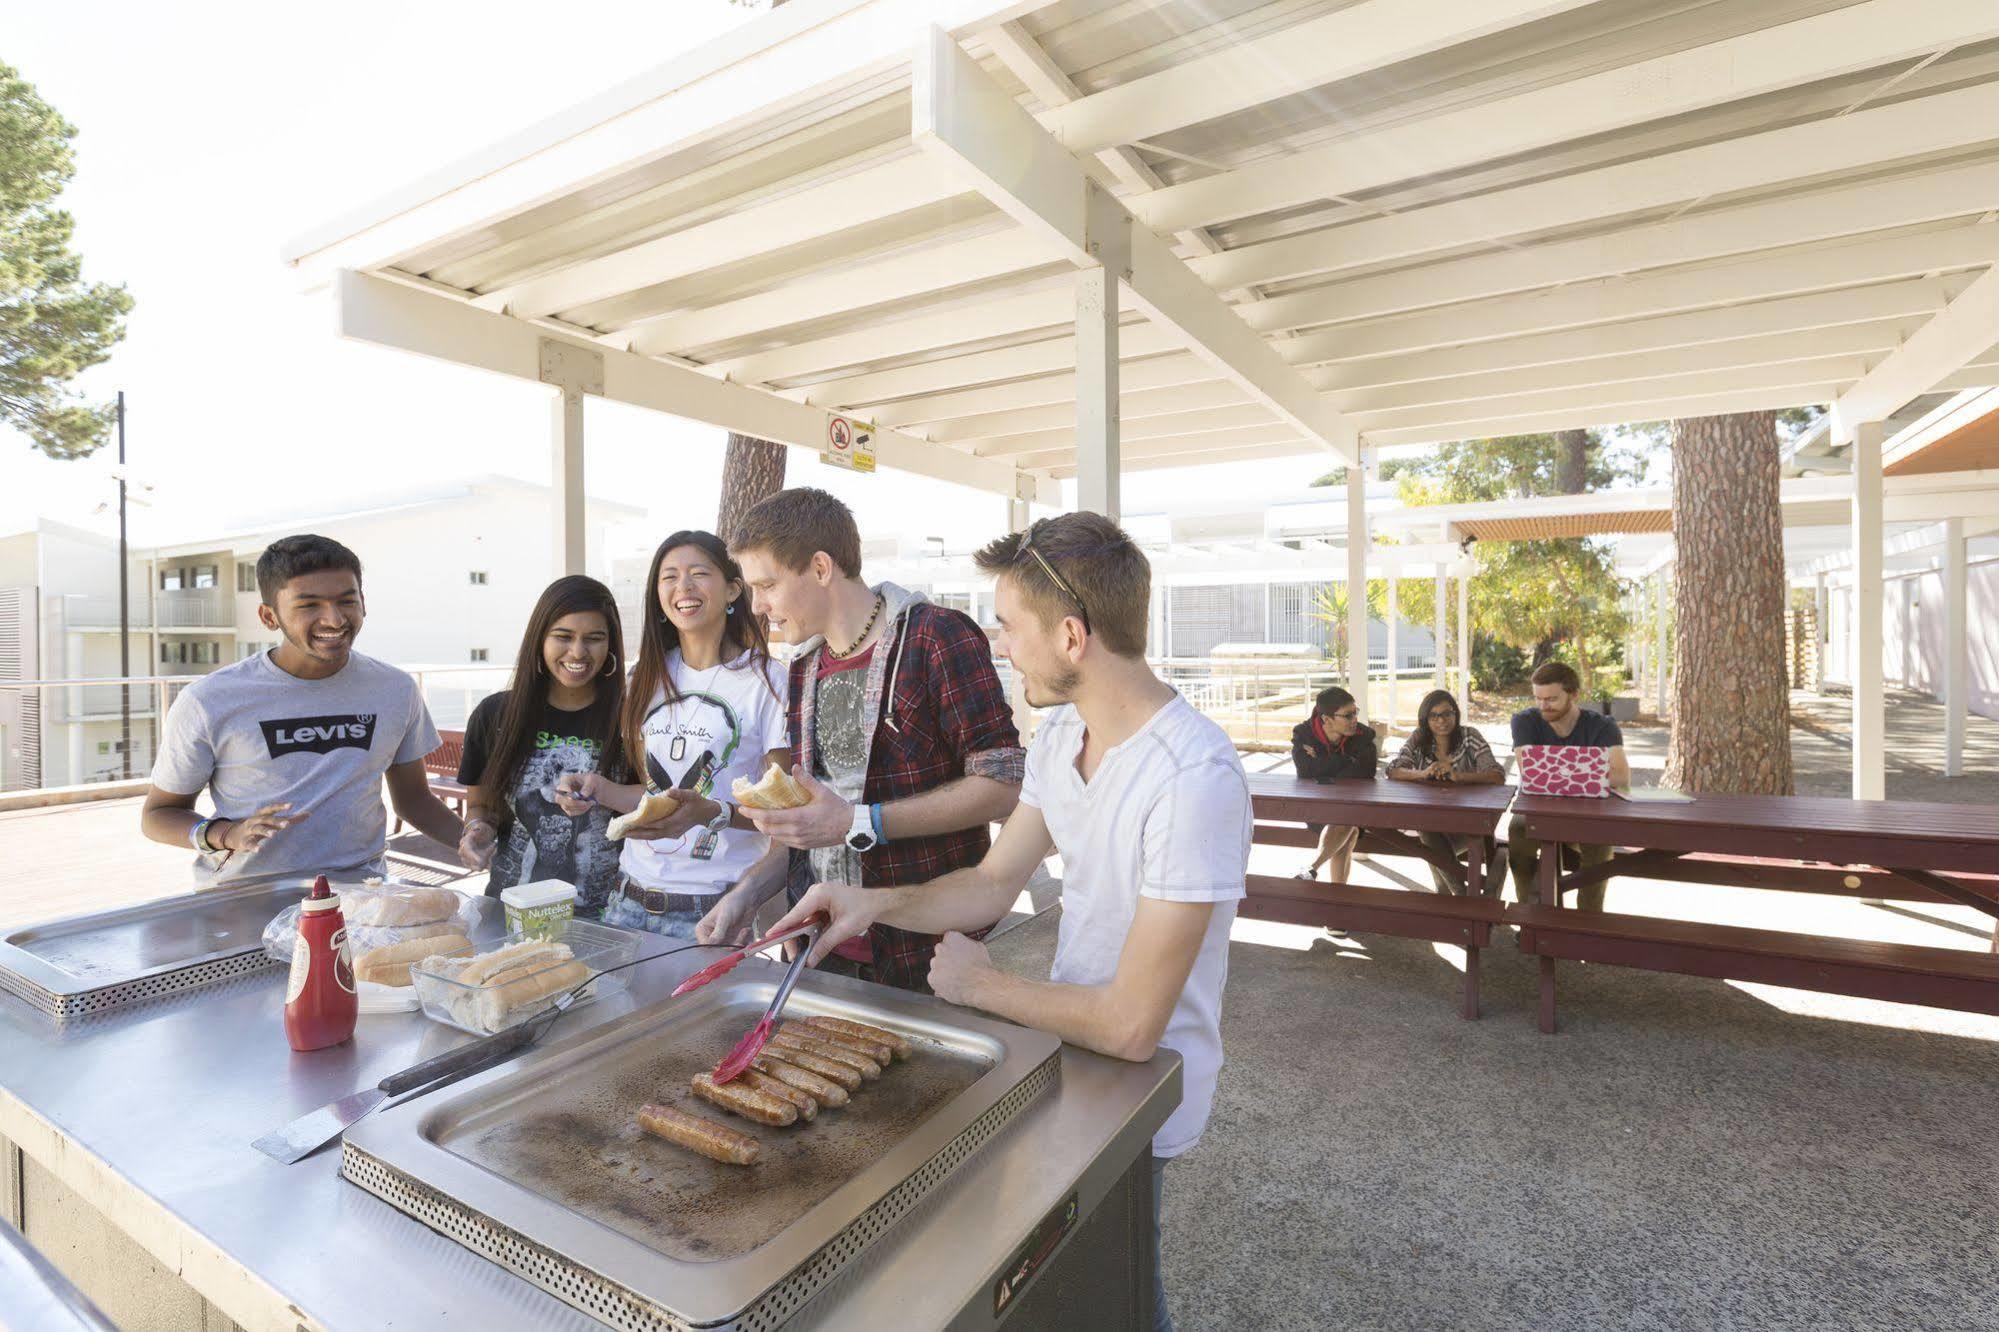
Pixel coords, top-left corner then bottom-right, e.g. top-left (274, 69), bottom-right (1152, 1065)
top-left (869, 803), bottom-right (887, 846)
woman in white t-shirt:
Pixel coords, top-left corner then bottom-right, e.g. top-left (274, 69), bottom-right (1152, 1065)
top-left (555, 530), bottom-right (788, 939)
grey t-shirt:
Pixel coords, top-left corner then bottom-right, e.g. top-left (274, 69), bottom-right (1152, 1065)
top-left (807, 651), bottom-right (872, 890)
top-left (151, 649), bottom-right (441, 887)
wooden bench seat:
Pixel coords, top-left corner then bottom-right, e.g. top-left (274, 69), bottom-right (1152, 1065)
top-left (1509, 903), bottom-right (1999, 1030)
top-left (1243, 874), bottom-right (1507, 1019)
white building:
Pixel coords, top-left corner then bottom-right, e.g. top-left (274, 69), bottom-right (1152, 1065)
top-left (2, 476), bottom-right (645, 790)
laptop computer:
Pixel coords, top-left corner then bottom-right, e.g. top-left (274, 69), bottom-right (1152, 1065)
top-left (1515, 744), bottom-right (1611, 797)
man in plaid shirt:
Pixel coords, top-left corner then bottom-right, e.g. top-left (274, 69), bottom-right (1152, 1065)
top-left (697, 488), bottom-right (1023, 992)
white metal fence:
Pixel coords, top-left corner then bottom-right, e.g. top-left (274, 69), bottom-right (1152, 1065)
top-left (0, 655), bottom-right (1462, 795)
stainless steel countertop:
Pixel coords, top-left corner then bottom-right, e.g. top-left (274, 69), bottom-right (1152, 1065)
top-left (0, 902), bottom-right (1178, 1331)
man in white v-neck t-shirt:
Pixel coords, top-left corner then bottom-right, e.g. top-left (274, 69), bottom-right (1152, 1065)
top-left (772, 512), bottom-right (1250, 1332)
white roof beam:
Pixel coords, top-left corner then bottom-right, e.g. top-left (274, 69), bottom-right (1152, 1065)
top-left (1043, 0), bottom-right (1600, 155)
top-left (1360, 385), bottom-right (1846, 450)
top-left (1134, 0), bottom-right (1999, 233)
top-left (1282, 223), bottom-right (1999, 367)
top-left (479, 154), bottom-right (962, 320)
top-left (976, 20), bottom-right (1226, 262)
top-left (285, 0), bottom-right (1053, 290)
top-left (911, 25), bottom-right (1356, 460)
top-left (1328, 326), bottom-right (1918, 417)
top-left (923, 380), bottom-right (1247, 443)
top-left (1243, 160), bottom-right (1999, 335)
top-left (974, 403), bottom-right (1278, 458)
top-left (870, 350), bottom-right (1214, 426)
top-left (1192, 81), bottom-right (1999, 292)
top-left (1308, 283), bottom-right (1962, 393)
top-left (1013, 424), bottom-right (1308, 471)
top-left (622, 224), bottom-right (1058, 357)
top-left (780, 321), bottom-right (1185, 408)
top-left (334, 269), bottom-right (1055, 505)
top-left (1350, 360), bottom-right (1869, 435)
top-left (1048, 439), bottom-right (1320, 479)
top-left (1836, 265), bottom-right (1999, 428)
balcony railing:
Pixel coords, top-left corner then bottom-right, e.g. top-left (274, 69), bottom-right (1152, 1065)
top-left (61, 591), bottom-right (236, 631)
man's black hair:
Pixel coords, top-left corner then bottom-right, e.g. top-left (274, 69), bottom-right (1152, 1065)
top-left (256, 534), bottom-right (363, 606)
top-left (1315, 686), bottom-right (1356, 715)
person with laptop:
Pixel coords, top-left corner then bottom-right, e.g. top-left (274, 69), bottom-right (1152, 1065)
top-left (1506, 661), bottom-right (1628, 910)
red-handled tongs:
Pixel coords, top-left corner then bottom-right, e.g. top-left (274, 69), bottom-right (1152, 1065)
top-left (670, 912), bottom-right (827, 998)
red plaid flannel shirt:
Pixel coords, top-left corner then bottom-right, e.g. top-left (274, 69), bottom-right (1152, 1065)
top-left (786, 601), bottom-right (1024, 992)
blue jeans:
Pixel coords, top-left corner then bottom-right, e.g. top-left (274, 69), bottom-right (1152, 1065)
top-left (1151, 1154), bottom-right (1172, 1332)
top-left (599, 894), bottom-right (705, 940)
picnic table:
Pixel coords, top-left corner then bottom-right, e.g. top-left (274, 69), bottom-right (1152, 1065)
top-left (1514, 792), bottom-right (1999, 1033)
top-left (1247, 773), bottom-right (1516, 896)
top-left (1244, 774), bottom-right (1517, 1018)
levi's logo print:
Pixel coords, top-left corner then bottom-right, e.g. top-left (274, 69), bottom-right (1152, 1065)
top-left (261, 714), bottom-right (377, 758)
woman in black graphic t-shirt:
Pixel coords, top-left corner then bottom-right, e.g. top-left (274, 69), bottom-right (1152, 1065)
top-left (456, 576), bottom-right (628, 915)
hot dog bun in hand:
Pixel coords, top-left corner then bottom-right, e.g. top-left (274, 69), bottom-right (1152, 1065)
top-left (732, 762), bottom-right (811, 811)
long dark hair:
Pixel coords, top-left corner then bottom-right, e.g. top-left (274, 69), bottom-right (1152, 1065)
top-left (486, 576), bottom-right (627, 825)
top-left (1411, 688), bottom-right (1465, 761)
top-left (620, 530), bottom-right (775, 785)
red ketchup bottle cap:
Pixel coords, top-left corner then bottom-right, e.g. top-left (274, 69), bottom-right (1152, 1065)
top-left (307, 874), bottom-right (331, 900)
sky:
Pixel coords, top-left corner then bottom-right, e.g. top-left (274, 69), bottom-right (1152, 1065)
top-left (3, 0), bottom-right (1335, 555)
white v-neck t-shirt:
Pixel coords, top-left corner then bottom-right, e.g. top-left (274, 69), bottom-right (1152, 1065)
top-left (1020, 693), bottom-right (1251, 1158)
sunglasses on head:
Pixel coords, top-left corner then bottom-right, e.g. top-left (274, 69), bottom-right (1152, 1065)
top-left (1017, 522), bottom-right (1091, 635)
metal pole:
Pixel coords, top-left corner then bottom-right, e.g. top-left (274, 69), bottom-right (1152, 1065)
top-left (1944, 517), bottom-right (1967, 778)
top-left (1851, 420), bottom-right (1887, 800)
top-left (117, 391), bottom-right (132, 780)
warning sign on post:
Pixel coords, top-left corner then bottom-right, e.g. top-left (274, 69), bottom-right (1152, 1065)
top-left (820, 414), bottom-right (877, 474)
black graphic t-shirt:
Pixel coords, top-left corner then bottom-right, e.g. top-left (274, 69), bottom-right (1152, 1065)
top-left (460, 688), bottom-right (622, 912)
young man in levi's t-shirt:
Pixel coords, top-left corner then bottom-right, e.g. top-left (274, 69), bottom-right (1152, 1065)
top-left (773, 511), bottom-right (1250, 1332)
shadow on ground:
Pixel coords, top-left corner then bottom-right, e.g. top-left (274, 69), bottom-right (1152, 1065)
top-left (989, 908), bottom-right (1999, 1332)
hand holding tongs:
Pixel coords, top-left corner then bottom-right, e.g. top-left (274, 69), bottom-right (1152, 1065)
top-left (670, 912), bottom-right (827, 998)
top-left (712, 917), bottom-right (822, 1084)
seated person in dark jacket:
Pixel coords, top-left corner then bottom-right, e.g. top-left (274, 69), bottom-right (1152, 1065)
top-left (1291, 686), bottom-right (1376, 882)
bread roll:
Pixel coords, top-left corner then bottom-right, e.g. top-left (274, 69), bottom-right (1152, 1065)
top-left (354, 933), bottom-right (473, 987)
top-left (732, 762), bottom-right (811, 810)
top-left (473, 958), bottom-right (591, 1031)
top-left (606, 788), bottom-right (681, 841)
top-left (459, 939), bottom-right (570, 987)
top-left (341, 887), bottom-right (460, 928)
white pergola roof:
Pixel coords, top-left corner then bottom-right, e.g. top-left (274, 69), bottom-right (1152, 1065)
top-left (288, 0), bottom-right (1999, 504)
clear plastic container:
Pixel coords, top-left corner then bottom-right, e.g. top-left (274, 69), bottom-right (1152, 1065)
top-left (410, 919), bottom-right (639, 1035)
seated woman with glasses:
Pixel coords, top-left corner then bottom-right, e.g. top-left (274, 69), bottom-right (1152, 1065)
top-left (1291, 686), bottom-right (1376, 882)
top-left (1385, 688), bottom-right (1504, 894)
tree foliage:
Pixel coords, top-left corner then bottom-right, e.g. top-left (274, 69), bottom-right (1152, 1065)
top-left (0, 63), bottom-right (130, 459)
top-left (1394, 431), bottom-right (1649, 695)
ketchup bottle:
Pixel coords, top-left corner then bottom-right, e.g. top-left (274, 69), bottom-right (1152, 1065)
top-left (284, 875), bottom-right (357, 1051)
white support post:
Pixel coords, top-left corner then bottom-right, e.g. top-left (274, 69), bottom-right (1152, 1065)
top-left (1347, 456), bottom-right (1370, 711)
top-left (1456, 571), bottom-right (1470, 699)
top-left (1654, 569), bottom-right (1669, 718)
top-left (1850, 419), bottom-right (1887, 800)
top-left (1008, 497), bottom-right (1031, 533)
top-left (1385, 571), bottom-right (1399, 729)
top-left (1944, 516), bottom-right (1967, 778)
top-left (1433, 573), bottom-right (1446, 688)
top-left (1075, 182), bottom-right (1126, 519)
top-left (551, 386), bottom-right (586, 577)
top-left (1813, 574), bottom-right (1829, 691)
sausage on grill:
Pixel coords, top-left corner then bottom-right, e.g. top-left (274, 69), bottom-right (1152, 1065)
top-left (692, 1072), bottom-right (799, 1127)
top-left (754, 1054), bottom-right (851, 1107)
top-left (806, 1016), bottom-right (911, 1061)
top-left (637, 1103), bottom-right (761, 1166)
top-left (761, 1039), bottom-right (863, 1091)
top-left (770, 1032), bottom-right (881, 1080)
top-left (783, 1021), bottom-right (891, 1065)
top-left (736, 1067), bottom-right (817, 1121)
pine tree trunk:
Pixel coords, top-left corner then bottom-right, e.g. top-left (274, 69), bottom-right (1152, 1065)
top-left (1554, 428), bottom-right (1590, 495)
top-left (715, 433), bottom-right (788, 544)
top-left (1662, 411), bottom-right (1794, 795)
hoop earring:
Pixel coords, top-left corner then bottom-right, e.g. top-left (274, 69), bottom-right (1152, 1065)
top-left (726, 603), bottom-right (736, 615)
top-left (601, 654), bottom-right (618, 675)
